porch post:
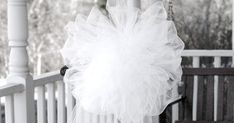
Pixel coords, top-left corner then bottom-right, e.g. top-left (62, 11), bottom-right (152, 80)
top-left (7, 0), bottom-right (35, 122)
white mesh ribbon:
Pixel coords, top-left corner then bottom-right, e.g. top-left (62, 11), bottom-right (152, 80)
top-left (60, 0), bottom-right (184, 123)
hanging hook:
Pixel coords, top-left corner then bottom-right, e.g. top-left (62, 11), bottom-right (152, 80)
top-left (60, 65), bottom-right (68, 76)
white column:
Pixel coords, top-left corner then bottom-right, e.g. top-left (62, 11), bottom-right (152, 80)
top-left (7, 0), bottom-right (35, 122)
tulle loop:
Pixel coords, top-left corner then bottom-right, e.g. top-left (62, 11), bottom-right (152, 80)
top-left (141, 1), bottom-right (167, 20)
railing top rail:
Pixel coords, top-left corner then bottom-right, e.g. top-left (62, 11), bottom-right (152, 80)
top-left (1, 68), bottom-right (234, 97)
top-left (182, 50), bottom-right (234, 57)
top-left (33, 71), bottom-right (63, 87)
top-left (0, 83), bottom-right (24, 97)
top-left (183, 68), bottom-right (234, 75)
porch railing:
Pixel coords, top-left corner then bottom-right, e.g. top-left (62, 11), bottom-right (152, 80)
top-left (176, 68), bottom-right (234, 123)
top-left (0, 50), bottom-right (233, 123)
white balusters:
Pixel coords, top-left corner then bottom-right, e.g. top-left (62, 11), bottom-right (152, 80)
top-left (47, 83), bottom-right (56, 123)
top-left (192, 56), bottom-right (199, 121)
top-left (214, 56), bottom-right (221, 121)
top-left (37, 86), bottom-right (46, 123)
top-left (57, 81), bottom-right (66, 123)
top-left (5, 95), bottom-right (14, 123)
top-left (172, 103), bottom-right (179, 123)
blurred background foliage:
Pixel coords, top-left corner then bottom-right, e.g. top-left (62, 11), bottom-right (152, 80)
top-left (174, 0), bottom-right (232, 49)
top-left (0, 0), bottom-right (232, 77)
